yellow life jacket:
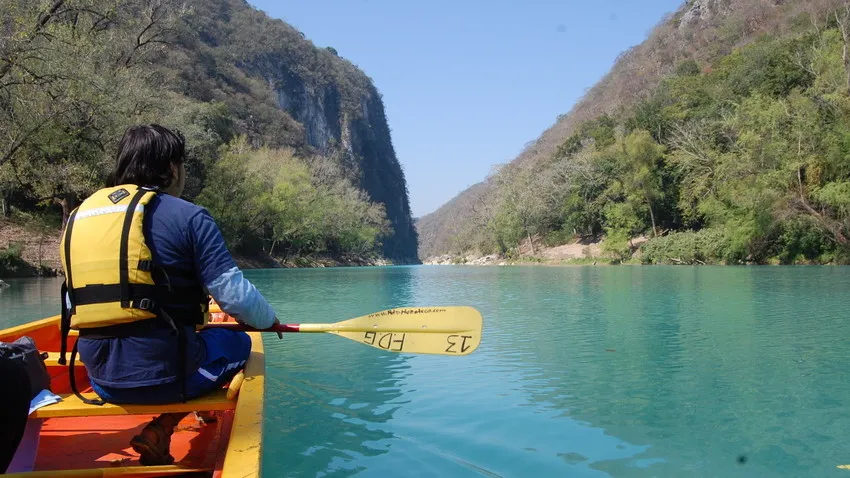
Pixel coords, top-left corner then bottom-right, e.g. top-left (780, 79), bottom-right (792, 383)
top-left (58, 185), bottom-right (209, 356)
top-left (58, 184), bottom-right (210, 404)
top-left (60, 185), bottom-right (159, 329)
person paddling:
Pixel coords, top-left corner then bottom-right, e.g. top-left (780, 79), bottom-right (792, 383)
top-left (58, 124), bottom-right (280, 465)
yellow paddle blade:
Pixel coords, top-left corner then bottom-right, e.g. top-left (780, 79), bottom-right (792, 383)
top-left (305, 306), bottom-right (483, 356)
top-left (208, 301), bottom-right (484, 356)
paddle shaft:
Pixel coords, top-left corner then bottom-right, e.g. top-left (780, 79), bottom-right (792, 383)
top-left (204, 322), bottom-right (470, 334)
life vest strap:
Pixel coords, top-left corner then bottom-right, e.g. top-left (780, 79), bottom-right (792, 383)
top-left (59, 281), bottom-right (70, 366)
top-left (73, 283), bottom-right (157, 308)
top-left (119, 189), bottom-right (148, 308)
top-left (68, 340), bottom-right (104, 406)
top-left (72, 283), bottom-right (203, 309)
top-left (78, 318), bottom-right (170, 338)
top-left (63, 208), bottom-right (79, 315)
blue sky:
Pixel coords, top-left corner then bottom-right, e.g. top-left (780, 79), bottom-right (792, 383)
top-left (248, 0), bottom-right (684, 218)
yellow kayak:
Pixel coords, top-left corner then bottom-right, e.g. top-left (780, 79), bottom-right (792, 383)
top-left (0, 301), bottom-right (483, 477)
top-left (0, 307), bottom-right (264, 478)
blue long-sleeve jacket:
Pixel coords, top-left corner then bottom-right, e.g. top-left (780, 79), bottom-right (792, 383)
top-left (77, 193), bottom-right (275, 388)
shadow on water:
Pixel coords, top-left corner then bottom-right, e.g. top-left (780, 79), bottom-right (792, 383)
top-left (247, 267), bottom-right (417, 477)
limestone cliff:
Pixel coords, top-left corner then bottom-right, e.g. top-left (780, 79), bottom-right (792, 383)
top-left (178, 0), bottom-right (419, 263)
top-left (271, 77), bottom-right (418, 262)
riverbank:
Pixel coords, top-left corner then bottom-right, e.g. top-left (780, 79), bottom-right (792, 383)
top-left (0, 219), bottom-right (62, 277)
top-left (422, 232), bottom-right (840, 266)
top-left (233, 253), bottom-right (391, 269)
top-left (423, 236), bottom-right (619, 266)
top-left (0, 218), bottom-right (392, 278)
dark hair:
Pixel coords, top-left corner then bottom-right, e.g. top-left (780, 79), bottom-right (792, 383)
top-left (110, 124), bottom-right (185, 189)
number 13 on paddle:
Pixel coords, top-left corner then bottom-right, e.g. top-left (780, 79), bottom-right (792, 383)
top-left (206, 306), bottom-right (483, 356)
top-left (335, 306), bottom-right (482, 356)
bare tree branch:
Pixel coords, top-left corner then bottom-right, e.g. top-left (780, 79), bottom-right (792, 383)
top-left (835, 1), bottom-right (850, 95)
top-left (0, 0), bottom-right (67, 81)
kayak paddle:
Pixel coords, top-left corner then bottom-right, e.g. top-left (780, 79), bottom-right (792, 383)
top-left (204, 306), bottom-right (483, 356)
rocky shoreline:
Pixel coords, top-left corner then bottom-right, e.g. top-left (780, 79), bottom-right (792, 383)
top-left (233, 254), bottom-right (392, 270)
top-left (423, 254), bottom-right (507, 266)
top-left (0, 218), bottom-right (396, 279)
top-left (423, 237), bottom-right (609, 266)
top-left (422, 254), bottom-right (604, 266)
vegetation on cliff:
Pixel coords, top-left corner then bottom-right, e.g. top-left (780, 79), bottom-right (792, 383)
top-left (0, 0), bottom-right (418, 271)
top-left (418, 0), bottom-right (850, 265)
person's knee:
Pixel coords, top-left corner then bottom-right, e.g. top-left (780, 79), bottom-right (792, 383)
top-left (198, 328), bottom-right (251, 364)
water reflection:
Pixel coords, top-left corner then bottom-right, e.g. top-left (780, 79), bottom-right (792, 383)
top-left (247, 267), bottom-right (416, 477)
top-left (6, 266), bottom-right (850, 477)
top-left (453, 266), bottom-right (850, 477)
top-left (0, 276), bottom-right (63, 327)
top-left (399, 266), bottom-right (655, 477)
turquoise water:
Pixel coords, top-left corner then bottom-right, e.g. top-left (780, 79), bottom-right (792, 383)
top-left (2, 266), bottom-right (850, 477)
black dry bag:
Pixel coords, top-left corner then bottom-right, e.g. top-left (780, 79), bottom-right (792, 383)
top-left (0, 336), bottom-right (51, 400)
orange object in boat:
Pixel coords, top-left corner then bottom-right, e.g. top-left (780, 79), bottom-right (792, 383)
top-left (1, 299), bottom-right (264, 478)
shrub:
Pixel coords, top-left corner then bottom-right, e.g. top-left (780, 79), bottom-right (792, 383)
top-left (0, 242), bottom-right (28, 277)
top-left (639, 229), bottom-right (730, 264)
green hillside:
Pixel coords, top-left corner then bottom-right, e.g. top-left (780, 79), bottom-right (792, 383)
top-left (417, 0), bottom-right (850, 265)
top-left (0, 0), bottom-right (419, 268)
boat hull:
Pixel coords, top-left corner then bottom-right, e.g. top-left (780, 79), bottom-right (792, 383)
top-left (0, 312), bottom-right (264, 478)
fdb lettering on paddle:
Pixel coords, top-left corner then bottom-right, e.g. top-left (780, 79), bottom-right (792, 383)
top-left (361, 331), bottom-right (476, 354)
top-left (363, 331), bottom-right (407, 351)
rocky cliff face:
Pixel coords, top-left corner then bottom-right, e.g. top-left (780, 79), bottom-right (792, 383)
top-left (179, 0), bottom-right (419, 263)
top-left (267, 71), bottom-right (419, 263)
top-left (275, 84), bottom-right (341, 153)
top-left (347, 87), bottom-right (419, 263)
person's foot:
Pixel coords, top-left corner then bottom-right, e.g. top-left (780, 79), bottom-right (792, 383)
top-left (195, 411), bottom-right (218, 424)
top-left (130, 418), bottom-right (175, 466)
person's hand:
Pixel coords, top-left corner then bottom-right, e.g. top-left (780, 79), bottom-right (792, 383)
top-left (270, 317), bottom-right (283, 340)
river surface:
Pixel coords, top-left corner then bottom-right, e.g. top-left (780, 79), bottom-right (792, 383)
top-left (2, 266), bottom-right (849, 477)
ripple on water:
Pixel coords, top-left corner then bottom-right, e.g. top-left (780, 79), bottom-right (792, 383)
top-left (5, 267), bottom-right (850, 477)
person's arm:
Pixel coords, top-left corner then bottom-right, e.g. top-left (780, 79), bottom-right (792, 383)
top-left (188, 210), bottom-right (277, 330)
top-left (205, 267), bottom-right (277, 329)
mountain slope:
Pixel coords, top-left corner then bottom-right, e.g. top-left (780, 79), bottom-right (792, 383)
top-left (417, 0), bottom-right (843, 260)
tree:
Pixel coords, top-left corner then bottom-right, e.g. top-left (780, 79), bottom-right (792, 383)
top-left (676, 59), bottom-right (701, 77)
top-left (0, 0), bottom-right (186, 221)
top-left (492, 162), bottom-right (550, 255)
top-left (833, 0), bottom-right (850, 94)
top-left (622, 130), bottom-right (665, 237)
top-left (196, 137), bottom-right (390, 258)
